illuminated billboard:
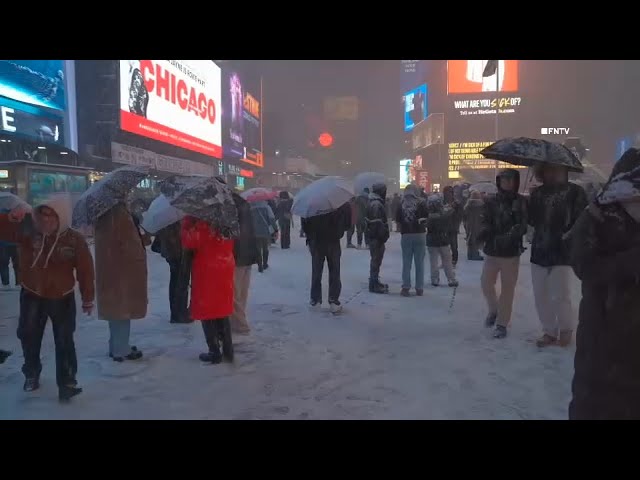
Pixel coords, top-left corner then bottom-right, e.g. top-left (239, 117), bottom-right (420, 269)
top-left (448, 60), bottom-right (519, 94)
top-left (447, 141), bottom-right (525, 179)
top-left (403, 84), bottom-right (428, 132)
top-left (119, 60), bottom-right (222, 158)
top-left (399, 159), bottom-right (412, 189)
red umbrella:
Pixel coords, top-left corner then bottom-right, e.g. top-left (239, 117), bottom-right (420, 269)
top-left (241, 188), bottom-right (278, 203)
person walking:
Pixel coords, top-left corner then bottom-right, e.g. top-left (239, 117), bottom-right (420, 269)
top-left (426, 194), bottom-right (458, 288)
top-left (275, 191), bottom-right (293, 249)
top-left (366, 183), bottom-right (391, 294)
top-left (396, 184), bottom-right (428, 297)
top-left (478, 169), bottom-right (528, 339)
top-left (181, 216), bottom-right (235, 363)
top-left (0, 194), bottom-right (94, 402)
top-left (230, 193), bottom-right (259, 336)
top-left (391, 193), bottom-right (402, 232)
top-left (250, 200), bottom-right (278, 272)
top-left (95, 202), bottom-right (149, 363)
top-left (443, 186), bottom-right (463, 267)
top-left (355, 188), bottom-right (369, 249)
top-left (346, 197), bottom-right (357, 248)
top-left (152, 221), bottom-right (192, 324)
top-left (529, 164), bottom-right (587, 347)
top-left (302, 201), bottom-right (351, 313)
top-left (464, 190), bottom-right (485, 261)
top-left (567, 149), bottom-right (640, 419)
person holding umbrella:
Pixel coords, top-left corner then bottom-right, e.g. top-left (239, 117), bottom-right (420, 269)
top-left (275, 191), bottom-right (293, 249)
top-left (366, 183), bottom-right (391, 294)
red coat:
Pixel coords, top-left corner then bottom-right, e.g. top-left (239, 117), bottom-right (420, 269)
top-left (180, 217), bottom-right (235, 321)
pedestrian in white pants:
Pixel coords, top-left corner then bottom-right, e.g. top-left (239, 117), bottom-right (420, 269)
top-left (531, 265), bottom-right (575, 340)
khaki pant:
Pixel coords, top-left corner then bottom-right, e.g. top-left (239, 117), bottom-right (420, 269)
top-left (481, 255), bottom-right (520, 327)
top-left (231, 266), bottom-right (252, 333)
top-left (428, 246), bottom-right (456, 285)
top-left (531, 264), bottom-right (575, 338)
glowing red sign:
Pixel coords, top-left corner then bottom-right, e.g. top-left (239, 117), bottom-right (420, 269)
top-left (318, 132), bottom-right (333, 148)
top-left (240, 169), bottom-right (254, 178)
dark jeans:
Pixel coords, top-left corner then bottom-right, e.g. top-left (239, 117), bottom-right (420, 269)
top-left (256, 237), bottom-right (270, 270)
top-left (168, 254), bottom-right (191, 322)
top-left (309, 240), bottom-right (342, 304)
top-left (0, 244), bottom-right (19, 286)
top-left (279, 219), bottom-right (291, 249)
top-left (201, 318), bottom-right (230, 352)
top-left (369, 241), bottom-right (386, 282)
top-left (346, 225), bottom-right (355, 246)
top-left (449, 231), bottom-right (459, 265)
top-left (17, 290), bottom-right (77, 387)
top-left (356, 221), bottom-right (367, 247)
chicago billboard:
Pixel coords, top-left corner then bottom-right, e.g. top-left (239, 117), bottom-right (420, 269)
top-left (119, 60), bottom-right (222, 158)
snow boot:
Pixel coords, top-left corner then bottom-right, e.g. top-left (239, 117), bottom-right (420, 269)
top-left (201, 321), bottom-right (223, 364)
top-left (59, 385), bottom-right (83, 403)
top-left (369, 280), bottom-right (389, 294)
top-left (493, 325), bottom-right (507, 339)
top-left (217, 318), bottom-right (234, 362)
top-left (536, 334), bottom-right (558, 348)
top-left (0, 349), bottom-right (12, 364)
top-left (485, 313), bottom-right (497, 328)
top-left (23, 377), bottom-right (40, 392)
top-left (309, 300), bottom-right (322, 311)
top-left (448, 280), bottom-right (459, 288)
top-left (415, 289), bottom-right (424, 297)
top-left (401, 288), bottom-right (411, 297)
top-left (329, 301), bottom-right (343, 315)
top-left (111, 346), bottom-right (143, 362)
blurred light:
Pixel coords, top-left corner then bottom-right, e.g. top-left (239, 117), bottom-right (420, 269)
top-left (60, 151), bottom-right (68, 155)
top-left (318, 132), bottom-right (333, 148)
top-left (37, 146), bottom-right (46, 150)
top-left (275, 150), bottom-right (280, 156)
top-left (0, 139), bottom-right (5, 143)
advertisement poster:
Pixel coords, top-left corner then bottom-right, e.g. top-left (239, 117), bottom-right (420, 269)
top-left (403, 84), bottom-right (428, 132)
top-left (399, 159), bottom-right (412, 189)
top-left (0, 60), bottom-right (66, 145)
top-left (221, 69), bottom-right (263, 168)
top-left (447, 140), bottom-right (524, 179)
top-left (448, 60), bottom-right (519, 94)
top-left (119, 60), bottom-right (222, 158)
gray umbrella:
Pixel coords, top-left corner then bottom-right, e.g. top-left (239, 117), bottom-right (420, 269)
top-left (0, 192), bottom-right (30, 212)
top-left (480, 137), bottom-right (584, 173)
top-left (164, 175), bottom-right (239, 239)
top-left (72, 165), bottom-right (150, 227)
top-left (292, 176), bottom-right (354, 218)
top-left (597, 148), bottom-right (640, 205)
top-left (354, 172), bottom-right (386, 195)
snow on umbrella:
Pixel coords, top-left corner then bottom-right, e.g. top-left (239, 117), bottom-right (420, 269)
top-left (292, 176), bottom-right (354, 218)
top-left (480, 137), bottom-right (584, 173)
top-left (469, 182), bottom-right (498, 195)
top-left (165, 175), bottom-right (239, 239)
top-left (354, 172), bottom-right (386, 195)
top-left (140, 194), bottom-right (185, 234)
top-left (72, 165), bottom-right (150, 227)
top-left (597, 148), bottom-right (640, 205)
top-left (241, 187), bottom-right (278, 203)
top-left (0, 192), bottom-right (30, 212)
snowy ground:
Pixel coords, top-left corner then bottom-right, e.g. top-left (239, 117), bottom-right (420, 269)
top-left (0, 229), bottom-right (581, 419)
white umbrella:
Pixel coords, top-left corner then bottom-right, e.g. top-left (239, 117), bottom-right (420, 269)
top-left (354, 172), bottom-right (386, 195)
top-left (0, 192), bottom-right (30, 212)
top-left (141, 194), bottom-right (185, 234)
top-left (292, 176), bottom-right (354, 218)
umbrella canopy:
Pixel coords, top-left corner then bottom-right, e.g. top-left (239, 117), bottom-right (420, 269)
top-left (165, 175), bottom-right (239, 239)
top-left (597, 148), bottom-right (640, 205)
top-left (480, 137), bottom-right (584, 173)
top-left (241, 187), bottom-right (278, 203)
top-left (354, 172), bottom-right (386, 195)
top-left (292, 176), bottom-right (354, 218)
top-left (140, 194), bottom-right (185, 234)
top-left (469, 182), bottom-right (498, 195)
top-left (72, 165), bottom-right (150, 227)
top-left (0, 192), bottom-right (30, 212)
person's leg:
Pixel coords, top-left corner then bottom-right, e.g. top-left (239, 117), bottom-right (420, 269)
top-left (356, 223), bottom-right (364, 247)
top-left (531, 264), bottom-right (557, 339)
top-left (428, 247), bottom-right (440, 285)
top-left (175, 252), bottom-right (192, 322)
top-left (257, 238), bottom-right (266, 271)
top-left (48, 294), bottom-right (79, 390)
top-left (0, 246), bottom-right (9, 286)
top-left (441, 246), bottom-right (457, 283)
top-left (496, 257), bottom-right (520, 328)
top-left (310, 242), bottom-right (324, 304)
top-left (108, 320), bottom-right (132, 358)
top-left (414, 234), bottom-right (426, 291)
top-left (327, 241), bottom-right (342, 304)
top-left (548, 266), bottom-right (576, 344)
top-left (401, 235), bottom-right (412, 289)
top-left (282, 219), bottom-right (291, 249)
top-left (217, 317), bottom-right (234, 362)
top-left (347, 225), bottom-right (355, 246)
top-left (449, 232), bottom-right (459, 265)
top-left (168, 260), bottom-right (179, 322)
top-left (9, 246), bottom-right (18, 285)
top-left (481, 255), bottom-right (500, 319)
top-left (17, 289), bottom-right (48, 388)
top-left (231, 266), bottom-right (251, 333)
top-left (200, 320), bottom-right (222, 363)
top-left (263, 237), bottom-right (270, 268)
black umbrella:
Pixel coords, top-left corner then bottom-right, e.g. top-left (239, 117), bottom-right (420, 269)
top-left (164, 175), bottom-right (239, 239)
top-left (480, 137), bottom-right (584, 173)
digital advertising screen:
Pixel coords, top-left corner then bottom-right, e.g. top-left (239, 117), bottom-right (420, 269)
top-left (447, 140), bottom-right (525, 179)
top-left (399, 159), bottom-right (412, 189)
top-left (119, 60), bottom-right (222, 158)
top-left (448, 60), bottom-right (519, 95)
top-left (403, 84), bottom-right (428, 132)
top-left (221, 69), bottom-right (263, 167)
top-left (0, 60), bottom-right (67, 145)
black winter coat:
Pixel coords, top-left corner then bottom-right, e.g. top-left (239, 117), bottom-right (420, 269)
top-left (275, 198), bottom-right (293, 223)
top-left (568, 204), bottom-right (640, 419)
top-left (463, 198), bottom-right (484, 246)
top-left (233, 195), bottom-right (259, 267)
top-left (426, 207), bottom-right (454, 247)
top-left (480, 192), bottom-right (528, 258)
top-left (302, 202), bottom-right (352, 244)
top-left (528, 182), bottom-right (588, 267)
top-left (355, 194), bottom-right (369, 224)
top-left (365, 194), bottom-right (390, 244)
top-left (396, 191), bottom-right (429, 235)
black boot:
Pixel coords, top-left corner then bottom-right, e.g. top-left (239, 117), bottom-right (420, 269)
top-left (59, 385), bottom-right (83, 403)
top-left (493, 325), bottom-right (508, 339)
top-left (217, 318), bottom-right (234, 363)
top-left (369, 280), bottom-right (388, 294)
top-left (0, 349), bottom-right (12, 364)
top-left (200, 321), bottom-right (223, 364)
top-left (23, 377), bottom-right (40, 392)
top-left (485, 313), bottom-right (497, 328)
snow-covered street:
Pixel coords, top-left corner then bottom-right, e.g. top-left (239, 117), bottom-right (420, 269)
top-left (0, 230), bottom-right (580, 419)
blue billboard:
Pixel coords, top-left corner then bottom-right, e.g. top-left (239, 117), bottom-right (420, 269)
top-left (403, 84), bottom-right (428, 133)
top-left (0, 60), bottom-right (66, 145)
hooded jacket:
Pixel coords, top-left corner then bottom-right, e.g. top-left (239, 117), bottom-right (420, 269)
top-left (0, 193), bottom-right (95, 305)
top-left (396, 184), bottom-right (428, 235)
top-left (426, 194), bottom-right (454, 247)
top-left (479, 169), bottom-right (528, 257)
top-left (365, 183), bottom-right (390, 244)
top-left (528, 177), bottom-right (588, 267)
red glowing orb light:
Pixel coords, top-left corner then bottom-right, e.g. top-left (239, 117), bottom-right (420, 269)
top-left (318, 132), bottom-right (334, 148)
